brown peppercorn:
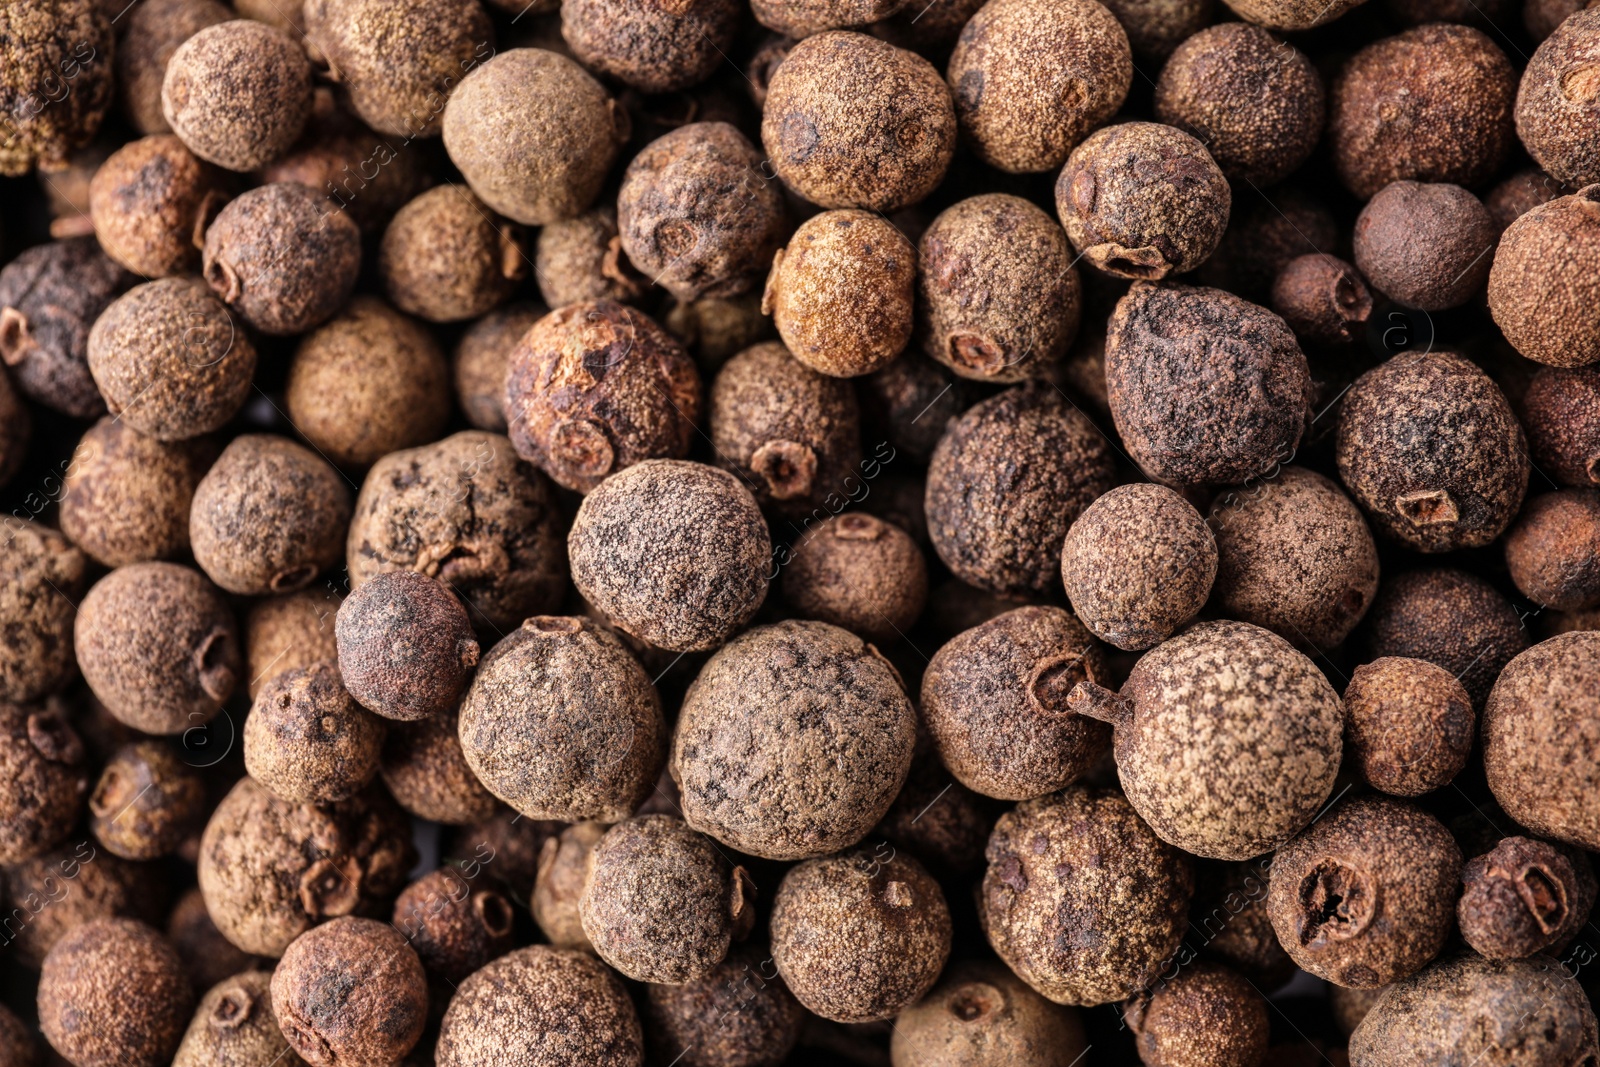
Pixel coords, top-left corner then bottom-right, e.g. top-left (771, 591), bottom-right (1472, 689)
top-left (381, 706), bottom-right (498, 824)
top-left (443, 48), bottom-right (628, 226)
top-left (394, 867), bottom-right (516, 985)
top-left (890, 959), bottom-right (1087, 1067)
top-left (1189, 860), bottom-right (1296, 989)
top-left (1505, 490), bottom-right (1600, 610)
top-left (1099, 0), bottom-right (1211, 61)
top-left (1200, 185), bottom-right (1338, 301)
top-left (1107, 282), bottom-right (1311, 489)
top-left (347, 430), bottom-right (568, 632)
top-left (1, 523), bottom-right (89, 704)
top-left (244, 662), bottom-right (385, 804)
top-left (87, 277), bottom-right (257, 442)
top-left (90, 740), bottom-right (206, 859)
top-left (772, 847), bottom-right (950, 1022)
top-left (1154, 24), bottom-right (1323, 186)
top-left (0, 1004), bottom-right (37, 1067)
top-left (89, 134), bottom-right (229, 278)
top-left (38, 919), bottom-right (194, 1067)
top-left (380, 186), bottom-right (527, 324)
top-left (1, 0), bottom-right (113, 173)
top-left (1488, 184), bottom-right (1600, 369)
top-left (569, 459), bottom-right (770, 651)
top-left (1524, 365), bottom-right (1600, 486)
top-left (673, 620), bottom-right (916, 859)
top-left (1485, 168), bottom-right (1572, 235)
top-left (435, 946), bottom-right (645, 1067)
top-left (4, 844), bottom-right (165, 968)
top-left (198, 777), bottom-right (414, 956)
top-left (562, 0), bottom-right (738, 92)
top-left (118, 0), bottom-right (232, 135)
top-left (271, 916), bottom-right (427, 1067)
top-left (1342, 657), bottom-right (1474, 797)
top-left (166, 887), bottom-right (261, 993)
top-left (454, 303), bottom-right (543, 433)
top-left (459, 616), bottom-right (665, 822)
top-left (761, 31), bottom-right (955, 210)
top-left (1270, 253), bottom-right (1373, 348)
top-left (873, 741), bottom-right (994, 875)
top-left (60, 418), bottom-right (217, 568)
top-left (1218, 0), bottom-right (1361, 27)
top-left (1124, 962), bottom-right (1270, 1067)
top-left (754, 0), bottom-right (907, 35)
top-left (1336, 350), bottom-right (1529, 552)
top-left (1352, 181), bottom-right (1495, 311)
top-left (1331, 984), bottom-right (1386, 1037)
top-left (260, 109), bottom-right (433, 236)
top-left (235, 0), bottom-right (306, 32)
top-left (1458, 836), bottom-right (1583, 960)
top-left (162, 20), bottom-right (314, 171)
top-left (1063, 483), bottom-right (1216, 651)
top-left (533, 821), bottom-right (605, 951)
top-left (782, 513), bottom-right (926, 642)
top-left (173, 969), bottom-right (305, 1067)
top-left (1070, 620), bottom-right (1344, 860)
top-left (1363, 568), bottom-right (1528, 708)
top-left (535, 208), bottom-right (649, 308)
top-left (336, 571), bottom-right (479, 722)
top-left (1056, 122), bottom-right (1231, 280)
top-left (1516, 8), bottom-right (1600, 188)
top-left (858, 352), bottom-right (966, 464)
top-left (945, 0), bottom-right (1131, 174)
top-left (0, 370), bottom-right (26, 488)
top-left (0, 702), bottom-right (85, 864)
top-left (76, 562), bottom-right (239, 734)
top-left (644, 942), bottom-right (804, 1067)
top-left (1266, 796), bottom-right (1462, 987)
top-left (1328, 24), bottom-right (1516, 199)
top-left (245, 589), bottom-right (341, 701)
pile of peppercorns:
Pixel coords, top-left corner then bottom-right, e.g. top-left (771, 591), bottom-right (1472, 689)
top-left (1, 0), bottom-right (1599, 1060)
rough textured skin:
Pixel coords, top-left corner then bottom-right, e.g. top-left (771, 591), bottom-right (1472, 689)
top-left (1526, 0), bottom-right (1595, 39)
top-left (1331, 985), bottom-right (1386, 1038)
top-left (1483, 632), bottom-right (1600, 849)
top-left (89, 134), bottom-right (227, 278)
top-left (442, 48), bottom-right (627, 226)
top-left (1459, 836), bottom-right (1582, 960)
top-left (455, 304), bottom-right (543, 432)
top-left (380, 186), bottom-right (526, 324)
top-left (563, 0), bottom-right (739, 92)
top-left (504, 301), bottom-right (702, 492)
top-left (446, 809), bottom-right (561, 902)
top-left (244, 663), bottom-right (385, 804)
top-left (270, 917), bottom-right (427, 1067)
top-left (435, 946), bottom-right (645, 1067)
top-left (260, 109), bottom-right (434, 236)
top-left (459, 616), bottom-right (665, 822)
top-left (380, 706), bottom-right (498, 824)
top-left (0, 0), bottom-right (114, 175)
top-left (1123, 963), bottom-right (1270, 1067)
top-left (569, 460), bottom-right (769, 651)
top-left (1348, 954), bottom-right (1600, 1066)
top-left (1364, 569), bottom-right (1528, 708)
top-left (167, 889), bottom-right (261, 994)
top-left (89, 740), bottom-right (205, 859)
top-left (0, 702), bottom-right (85, 864)
top-left (305, 0), bottom-right (493, 139)
top-left (86, 277), bottom-right (257, 442)
top-left (1106, 282), bottom-right (1310, 489)
top-left (1488, 185), bottom-right (1600, 369)
top-left (3, 844), bottom-right (161, 968)
top-left (859, 352), bottom-right (965, 463)
top-left (162, 20), bottom-right (313, 171)
top-left (1486, 168), bottom-right (1571, 234)
top-left (1506, 490), bottom-right (1600, 611)
top-left (917, 193), bottom-right (1081, 382)
top-left (37, 919), bottom-right (193, 1067)
top-left (755, 0), bottom-right (908, 35)
top-left (1524, 366), bottom-right (1600, 485)
top-left (234, 0), bottom-right (306, 32)
top-left (709, 341), bottom-right (861, 514)
top-left (1199, 186), bottom-right (1338, 301)
top-left (0, 523), bottom-right (88, 704)
top-left (981, 787), bottom-right (1194, 1005)
top-left (1516, 8), bottom-right (1600, 188)
top-left (782, 513), bottom-right (926, 642)
top-left (1098, 0), bottom-right (1211, 59)
top-left (644, 943), bottom-right (804, 1067)
top-left (889, 959), bottom-right (1087, 1067)
top-left (347, 431), bottom-right (568, 632)
top-left (198, 777), bottom-right (415, 957)
top-left (945, 0), bottom-right (1131, 174)
top-left (76, 562), bottom-right (239, 734)
top-left (1071, 620), bottom-right (1344, 860)
top-left (1154, 24), bottom-right (1323, 186)
top-left (1328, 24), bottom-right (1516, 199)
top-left (60, 418), bottom-right (216, 568)
top-left (1270, 253), bottom-right (1372, 347)
top-left (1064, 483), bottom-right (1216, 651)
top-left (771, 848), bottom-right (950, 1022)
top-left (536, 208), bottom-right (649, 309)
top-left (173, 970), bottom-right (306, 1067)
top-left (117, 0), bottom-right (229, 134)
top-left (1218, 0), bottom-right (1362, 28)
top-left (1056, 122), bottom-right (1230, 280)
top-left (1336, 351), bottom-right (1529, 552)
top-left (1188, 860), bottom-right (1296, 988)
top-left (1342, 657), bottom-right (1474, 797)
top-left (873, 741), bottom-right (993, 874)
top-left (394, 867), bottom-right (515, 985)
top-left (1266, 796), bottom-right (1461, 987)
top-left (761, 31), bottom-right (955, 210)
top-left (763, 209), bottom-right (915, 378)
top-left (1353, 181), bottom-right (1495, 311)
top-left (673, 620), bottom-right (916, 859)
top-left (244, 589), bottom-right (341, 701)
top-left (0, 1006), bottom-right (37, 1067)
top-left (336, 571), bottom-right (478, 721)
top-left (533, 821), bottom-right (605, 951)
top-left (926, 382), bottom-right (1116, 596)
top-left (0, 369), bottom-right (25, 488)
top-left (0, 237), bottom-right (130, 418)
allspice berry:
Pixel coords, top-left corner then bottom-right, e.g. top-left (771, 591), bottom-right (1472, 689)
top-left (1200, 185), bottom-right (1337, 301)
top-left (0, 1006), bottom-right (36, 1067)
top-left (1352, 182), bottom-right (1495, 311)
top-left (76, 562), bottom-right (240, 734)
top-left (1218, 0), bottom-right (1360, 28)
top-left (1270, 253), bottom-right (1373, 347)
top-left (1342, 657), bottom-right (1475, 797)
top-left (859, 351), bottom-right (965, 464)
top-left (261, 108), bottom-right (433, 236)
top-left (1336, 350), bottom-right (1529, 552)
top-left (1523, 366), bottom-right (1600, 486)
top-left (245, 589), bottom-right (341, 701)
top-left (761, 31), bottom-right (955, 211)
top-left (982, 786), bottom-right (1194, 1005)
top-left (1515, 8), bottom-right (1600, 189)
top-left (336, 571), bottom-right (479, 721)
top-left (1189, 860), bottom-right (1295, 989)
top-left (644, 943), bottom-right (805, 1067)
top-left (244, 662), bottom-right (385, 804)
top-left (380, 186), bottom-right (527, 324)
top-left (1055, 122), bottom-right (1231, 280)
top-left (1123, 963), bottom-right (1270, 1067)
top-left (0, 370), bottom-right (25, 488)
top-left (89, 134), bottom-right (228, 278)
top-left (5, 845), bottom-right (165, 968)
top-left (38, 919), bottom-right (194, 1067)
top-left (890, 960), bottom-right (1088, 1067)
top-left (393, 868), bottom-right (516, 985)
top-left (271, 917), bottom-right (427, 1067)
top-left (1063, 483), bottom-right (1216, 651)
top-left (535, 208), bottom-right (650, 308)
top-left (945, 0), bottom-right (1132, 174)
top-left (381, 706), bottom-right (499, 824)
top-left (117, 0), bottom-right (232, 136)
top-left (1458, 836), bottom-right (1583, 960)
top-left (752, 0), bottom-right (906, 35)
top-left (0, 0), bottom-right (114, 175)
top-left (533, 821), bottom-right (606, 951)
top-left (673, 620), bottom-right (916, 860)
top-left (782, 513), bottom-right (926, 642)
top-left (162, 20), bottom-right (314, 171)
top-left (1363, 568), bottom-right (1528, 708)
top-left (563, 0), bottom-right (739, 93)
top-left (763, 209), bottom-right (915, 378)
top-left (172, 970), bottom-right (304, 1067)
top-left (1488, 184), bottom-right (1600, 369)
top-left (1505, 490), bottom-right (1600, 611)
top-left (1, 523), bottom-right (89, 704)
top-left (1097, 0), bottom-right (1211, 61)
top-left (1266, 796), bottom-right (1462, 987)
top-left (0, 701), bottom-right (86, 864)
top-left (1069, 620), bottom-right (1344, 860)
top-left (167, 889), bottom-right (259, 995)
top-left (90, 740), bottom-right (207, 860)
top-left (771, 848), bottom-right (951, 1022)
top-left (60, 418), bottom-right (217, 568)
top-left (454, 303), bottom-right (543, 433)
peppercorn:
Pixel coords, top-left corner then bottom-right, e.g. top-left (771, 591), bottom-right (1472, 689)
top-left (1218, 0), bottom-right (1361, 27)
top-left (1505, 490), bottom-right (1600, 611)
top-left (1200, 186), bottom-right (1338, 301)
top-left (1328, 24), bottom-right (1516, 199)
top-left (271, 916), bottom-right (428, 1067)
top-left (1124, 962), bottom-right (1270, 1067)
top-left (244, 662), bottom-right (385, 804)
top-left (59, 419), bottom-right (215, 568)
top-left (0, 0), bottom-right (114, 176)
top-left (87, 277), bottom-right (258, 442)
top-left (1352, 182), bottom-right (1496, 312)
top-left (89, 135), bottom-right (230, 278)
top-left (858, 352), bottom-right (965, 464)
top-left (889, 959), bottom-right (1087, 1067)
top-left (443, 48), bottom-right (629, 226)
top-left (1070, 620), bottom-right (1344, 860)
top-left (1342, 657), bottom-right (1474, 797)
top-left (1515, 8), bottom-right (1600, 188)
top-left (394, 867), bottom-right (516, 985)
top-left (761, 31), bottom-right (955, 210)
top-left (90, 740), bottom-right (206, 860)
top-left (455, 304), bottom-right (543, 433)
top-left (434, 946), bottom-right (645, 1067)
top-left (1331, 985), bottom-right (1386, 1038)
top-left (782, 513), bottom-right (926, 641)
top-left (0, 1005), bottom-right (36, 1067)
top-left (1488, 184), bottom-right (1600, 369)
top-left (1458, 836), bottom-right (1582, 960)
top-left (539, 217), bottom-right (648, 320)
top-left (235, 0), bottom-right (305, 33)
top-left (1523, 366), bottom-right (1600, 488)
top-left (4, 843), bottom-right (165, 968)
top-left (117, 0), bottom-right (232, 136)
top-left (346, 430), bottom-right (568, 633)
top-left (873, 740), bottom-right (994, 875)
top-left (335, 571), bottom-right (478, 722)
top-left (0, 702), bottom-right (85, 865)
top-left (166, 887), bottom-right (261, 993)
top-left (569, 459), bottom-right (770, 651)
top-left (380, 186), bottom-right (528, 324)
top-left (0, 370), bottom-right (25, 488)
top-left (533, 821), bottom-right (605, 951)
top-left (38, 919), bottom-right (194, 1067)
top-left (1485, 168), bottom-right (1571, 235)
top-left (245, 588), bottom-right (341, 701)
top-left (379, 707), bottom-right (496, 824)
top-left (260, 106), bottom-right (433, 236)
top-left (1270, 253), bottom-right (1373, 348)
top-left (771, 847), bottom-right (950, 1022)
top-left (753, 0), bottom-right (905, 35)
top-left (1189, 860), bottom-right (1296, 989)
top-left (162, 20), bottom-right (314, 172)
top-left (1363, 568), bottom-right (1528, 708)
top-left (562, 0), bottom-right (738, 92)
top-left (447, 809), bottom-right (561, 902)
top-left (172, 969), bottom-right (305, 1067)
top-left (1525, 0), bottom-right (1588, 38)
top-left (1336, 350), bottom-right (1529, 552)
top-left (644, 942), bottom-right (805, 1067)
top-left (1, 523), bottom-right (88, 704)
top-left (198, 777), bottom-right (414, 956)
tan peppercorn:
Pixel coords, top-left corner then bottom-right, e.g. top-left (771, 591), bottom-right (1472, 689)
top-left (394, 867), bottom-right (516, 985)
top-left (166, 888), bottom-right (261, 995)
top-left (1217, 0), bottom-right (1362, 28)
top-left (0, 702), bottom-right (86, 865)
top-left (1, 523), bottom-right (89, 704)
top-left (0, 0), bottom-right (115, 176)
top-left (563, 0), bottom-right (739, 92)
top-left (1488, 184), bottom-right (1600, 369)
top-left (1270, 253), bottom-right (1373, 347)
top-left (271, 917), bottom-right (427, 1067)
top-left (1363, 568), bottom-right (1528, 708)
top-left (117, 0), bottom-right (231, 136)
top-left (890, 959), bottom-right (1088, 1067)
top-left (89, 740), bottom-right (206, 860)
top-left (1458, 836), bottom-right (1584, 960)
top-left (380, 706), bottom-right (499, 825)
top-left (38, 919), bottom-right (194, 1067)
top-left (380, 186), bottom-right (527, 324)
top-left (162, 20), bottom-right (313, 172)
top-left (1505, 490), bottom-right (1600, 611)
top-left (644, 943), bottom-right (805, 1067)
top-left (754, 0), bottom-right (908, 35)
top-left (782, 513), bottom-right (926, 642)
top-left (1342, 657), bottom-right (1474, 797)
top-left (533, 821), bottom-right (605, 952)
top-left (90, 134), bottom-right (229, 278)
top-left (234, 0), bottom-right (306, 33)
top-left (173, 970), bottom-right (306, 1067)
top-left (244, 662), bottom-right (385, 804)
top-left (1124, 963), bottom-right (1270, 1067)
top-left (60, 418), bottom-right (217, 568)
top-left (535, 208), bottom-right (649, 308)
top-left (454, 304), bottom-right (544, 433)
top-left (1523, 366), bottom-right (1600, 485)
top-left (244, 588), bottom-right (342, 701)
top-left (1516, 8), bottom-right (1600, 188)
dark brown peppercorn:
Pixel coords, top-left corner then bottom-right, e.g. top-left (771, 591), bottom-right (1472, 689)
top-left (455, 304), bottom-right (543, 433)
top-left (0, 1005), bottom-right (37, 1067)
top-left (1331, 985), bottom-right (1386, 1038)
top-left (535, 208), bottom-right (649, 308)
top-left (1, 523), bottom-right (89, 704)
top-left (260, 108), bottom-right (433, 236)
top-left (1352, 181), bottom-right (1495, 311)
top-left (873, 742), bottom-right (993, 875)
top-left (165, 887), bottom-right (260, 993)
top-left (244, 662), bottom-right (386, 804)
top-left (1459, 836), bottom-right (1583, 960)
top-left (381, 706), bottom-right (499, 824)
top-left (0, 702), bottom-right (85, 864)
top-left (563, 0), bottom-right (738, 92)
top-left (1342, 657), bottom-right (1474, 797)
top-left (1485, 168), bottom-right (1571, 235)
top-left (1523, 365), bottom-right (1600, 485)
top-left (380, 186), bottom-right (527, 324)
top-left (1515, 8), bottom-right (1600, 188)
top-left (533, 821), bottom-right (605, 951)
top-left (1505, 490), bottom-right (1600, 610)
top-left (162, 20), bottom-right (314, 171)
top-left (644, 943), bottom-right (805, 1067)
top-left (1189, 860), bottom-right (1295, 989)
top-left (245, 589), bottom-right (341, 701)
top-left (1488, 184), bottom-right (1600, 369)
top-left (89, 134), bottom-right (229, 278)
top-left (271, 916), bottom-right (427, 1067)
top-left (1270, 253), bottom-right (1373, 347)
top-left (394, 867), bottom-right (516, 985)
top-left (890, 959), bottom-right (1088, 1067)
top-left (172, 969), bottom-right (304, 1067)
top-left (117, 0), bottom-right (232, 135)
top-left (1124, 962), bottom-right (1270, 1067)
top-left (753, 0), bottom-right (906, 35)
top-left (38, 919), bottom-right (194, 1067)
top-left (90, 740), bottom-right (206, 859)
top-left (0, 0), bottom-right (114, 176)
top-left (858, 352), bottom-right (965, 464)
top-left (1363, 568), bottom-right (1528, 708)
top-left (336, 571), bottom-right (478, 721)
top-left (1199, 186), bottom-right (1338, 302)
top-left (782, 513), bottom-right (926, 641)
top-left (1098, 0), bottom-right (1211, 61)
top-left (4, 844), bottom-right (164, 969)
